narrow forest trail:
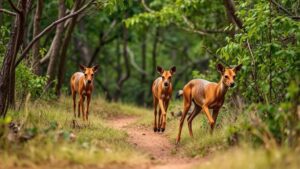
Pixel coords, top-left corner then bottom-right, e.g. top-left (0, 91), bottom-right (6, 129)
top-left (107, 116), bottom-right (208, 169)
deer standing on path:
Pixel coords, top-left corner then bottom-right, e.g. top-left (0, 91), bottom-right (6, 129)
top-left (70, 64), bottom-right (98, 121)
top-left (176, 63), bottom-right (242, 144)
top-left (152, 66), bottom-right (176, 132)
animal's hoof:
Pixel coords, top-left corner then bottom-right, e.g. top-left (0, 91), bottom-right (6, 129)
top-left (161, 128), bottom-right (165, 132)
top-left (153, 128), bottom-right (158, 132)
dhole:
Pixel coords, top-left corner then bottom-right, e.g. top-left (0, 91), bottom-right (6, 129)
top-left (176, 63), bottom-right (242, 144)
top-left (70, 64), bottom-right (98, 121)
top-left (152, 66), bottom-right (176, 132)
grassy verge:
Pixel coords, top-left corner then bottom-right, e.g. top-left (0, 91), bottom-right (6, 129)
top-left (194, 146), bottom-right (300, 169)
top-left (136, 99), bottom-right (300, 169)
top-left (0, 96), bottom-right (149, 169)
top-left (136, 100), bottom-right (238, 157)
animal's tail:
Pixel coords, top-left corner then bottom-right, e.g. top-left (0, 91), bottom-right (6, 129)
top-left (175, 90), bottom-right (183, 99)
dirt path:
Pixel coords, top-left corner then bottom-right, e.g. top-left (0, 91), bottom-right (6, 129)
top-left (107, 116), bottom-right (204, 169)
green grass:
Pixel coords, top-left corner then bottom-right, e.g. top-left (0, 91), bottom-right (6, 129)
top-left (194, 146), bottom-right (300, 169)
top-left (1, 96), bottom-right (299, 169)
top-left (0, 96), bottom-right (149, 169)
top-left (136, 99), bottom-right (240, 157)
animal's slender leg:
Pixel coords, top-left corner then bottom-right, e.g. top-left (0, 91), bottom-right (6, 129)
top-left (161, 100), bottom-right (169, 132)
top-left (187, 105), bottom-right (201, 137)
top-left (202, 105), bottom-right (214, 128)
top-left (82, 95), bottom-right (85, 121)
top-left (158, 108), bottom-right (162, 131)
top-left (72, 90), bottom-right (76, 117)
top-left (158, 99), bottom-right (166, 132)
top-left (210, 108), bottom-right (220, 134)
top-left (86, 94), bottom-right (91, 121)
top-left (176, 91), bottom-right (192, 144)
top-left (78, 94), bottom-right (82, 118)
top-left (153, 97), bottom-right (158, 132)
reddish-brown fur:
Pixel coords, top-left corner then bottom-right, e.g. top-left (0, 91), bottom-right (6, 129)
top-left (152, 66), bottom-right (176, 132)
top-left (176, 63), bottom-right (242, 144)
top-left (70, 64), bottom-right (98, 121)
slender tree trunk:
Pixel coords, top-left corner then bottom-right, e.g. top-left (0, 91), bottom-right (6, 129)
top-left (113, 24), bottom-right (130, 101)
top-left (8, 1), bottom-right (27, 109)
top-left (152, 28), bottom-right (159, 77)
top-left (32, 0), bottom-right (44, 75)
top-left (0, 0), bottom-right (3, 24)
top-left (268, 0), bottom-right (273, 102)
top-left (56, 0), bottom-right (81, 96)
top-left (223, 0), bottom-right (243, 29)
top-left (46, 0), bottom-right (65, 88)
top-left (0, 0), bottom-right (27, 117)
top-left (137, 33), bottom-right (147, 105)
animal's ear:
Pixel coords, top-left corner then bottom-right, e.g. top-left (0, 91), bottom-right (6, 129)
top-left (216, 63), bottom-right (225, 74)
top-left (170, 66), bottom-right (176, 75)
top-left (79, 64), bottom-right (86, 72)
top-left (93, 65), bottom-right (99, 72)
top-left (234, 64), bottom-right (242, 73)
top-left (156, 66), bottom-right (164, 75)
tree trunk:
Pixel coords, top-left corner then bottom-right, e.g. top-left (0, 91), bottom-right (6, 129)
top-left (32, 0), bottom-right (44, 75)
top-left (152, 28), bottom-right (159, 77)
top-left (55, 0), bottom-right (81, 96)
top-left (137, 33), bottom-right (147, 106)
top-left (8, 1), bottom-right (27, 109)
top-left (113, 24), bottom-right (130, 101)
top-left (0, 0), bottom-right (27, 117)
top-left (46, 0), bottom-right (65, 89)
top-left (223, 0), bottom-right (243, 29)
top-left (0, 0), bottom-right (3, 24)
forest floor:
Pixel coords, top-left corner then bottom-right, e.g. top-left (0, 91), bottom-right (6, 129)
top-left (1, 97), bottom-right (299, 169)
top-left (106, 116), bottom-right (207, 169)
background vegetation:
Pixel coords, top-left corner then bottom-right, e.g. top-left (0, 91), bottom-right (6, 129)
top-left (0, 0), bottom-right (299, 168)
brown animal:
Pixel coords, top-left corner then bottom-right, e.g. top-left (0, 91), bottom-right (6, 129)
top-left (70, 64), bottom-right (99, 121)
top-left (152, 66), bottom-right (176, 132)
top-left (176, 63), bottom-right (242, 144)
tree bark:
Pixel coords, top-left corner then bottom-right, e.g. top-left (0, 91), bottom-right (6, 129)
top-left (223, 0), bottom-right (243, 29)
top-left (113, 24), bottom-right (130, 101)
top-left (137, 32), bottom-right (147, 105)
top-left (32, 0), bottom-right (44, 75)
top-left (46, 0), bottom-right (65, 88)
top-left (152, 28), bottom-right (159, 77)
top-left (0, 0), bottom-right (3, 24)
top-left (0, 0), bottom-right (27, 117)
top-left (8, 0), bottom-right (27, 109)
top-left (55, 0), bottom-right (81, 96)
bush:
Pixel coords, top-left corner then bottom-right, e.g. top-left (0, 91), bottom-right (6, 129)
top-left (15, 63), bottom-right (47, 99)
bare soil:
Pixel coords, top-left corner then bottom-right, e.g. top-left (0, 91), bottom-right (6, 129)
top-left (107, 116), bottom-right (206, 169)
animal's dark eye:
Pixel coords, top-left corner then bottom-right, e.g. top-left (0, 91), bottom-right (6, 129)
top-left (161, 76), bottom-right (165, 79)
top-left (233, 76), bottom-right (236, 79)
top-left (168, 77), bottom-right (171, 80)
top-left (225, 75), bottom-right (229, 79)
top-left (91, 74), bottom-right (94, 76)
top-left (84, 74), bottom-right (87, 77)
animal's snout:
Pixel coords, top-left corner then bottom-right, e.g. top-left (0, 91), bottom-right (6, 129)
top-left (87, 80), bottom-right (92, 84)
top-left (164, 82), bottom-right (169, 87)
top-left (230, 83), bottom-right (235, 88)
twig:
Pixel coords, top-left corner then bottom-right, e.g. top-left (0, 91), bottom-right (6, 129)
top-left (203, 46), bottom-right (229, 66)
top-left (271, 0), bottom-right (292, 16)
top-left (0, 8), bottom-right (17, 16)
top-left (8, 0), bottom-right (21, 14)
top-left (141, 0), bottom-right (154, 13)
